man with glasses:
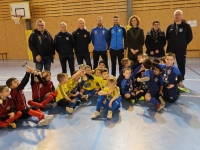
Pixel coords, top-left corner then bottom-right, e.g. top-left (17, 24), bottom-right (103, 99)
top-left (29, 19), bottom-right (55, 71)
top-left (166, 10), bottom-right (193, 89)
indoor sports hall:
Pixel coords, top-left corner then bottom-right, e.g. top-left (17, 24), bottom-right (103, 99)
top-left (0, 1), bottom-right (200, 150)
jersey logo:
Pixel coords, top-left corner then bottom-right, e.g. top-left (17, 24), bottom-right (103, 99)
top-left (111, 29), bottom-right (114, 33)
top-left (66, 37), bottom-right (69, 40)
top-left (84, 83), bottom-right (91, 88)
top-left (102, 30), bottom-right (105, 34)
top-left (179, 28), bottom-right (183, 32)
top-left (95, 31), bottom-right (97, 34)
top-left (6, 106), bottom-right (10, 110)
top-left (118, 29), bottom-right (121, 32)
top-left (84, 34), bottom-right (87, 38)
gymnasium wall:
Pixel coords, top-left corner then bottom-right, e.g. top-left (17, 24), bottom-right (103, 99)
top-left (0, 0), bottom-right (200, 60)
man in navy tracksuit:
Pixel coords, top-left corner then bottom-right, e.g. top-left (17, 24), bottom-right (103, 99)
top-left (166, 10), bottom-right (193, 83)
top-left (54, 22), bottom-right (75, 75)
top-left (72, 18), bottom-right (92, 68)
top-left (91, 16), bottom-right (109, 69)
top-left (107, 15), bottom-right (126, 76)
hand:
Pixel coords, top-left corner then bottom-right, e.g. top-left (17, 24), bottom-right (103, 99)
top-left (45, 93), bottom-right (50, 97)
top-left (27, 67), bottom-right (33, 73)
top-left (131, 49), bottom-right (136, 55)
top-left (150, 51), bottom-right (154, 55)
top-left (36, 55), bottom-right (42, 62)
top-left (137, 77), bottom-right (141, 82)
top-left (167, 84), bottom-right (174, 89)
top-left (155, 50), bottom-right (159, 53)
top-left (109, 101), bottom-right (113, 108)
top-left (159, 91), bottom-right (163, 96)
top-left (8, 112), bottom-right (15, 118)
top-left (131, 92), bottom-right (135, 96)
top-left (107, 50), bottom-right (110, 55)
top-left (135, 49), bottom-right (139, 53)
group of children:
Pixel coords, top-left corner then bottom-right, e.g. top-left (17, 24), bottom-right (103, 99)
top-left (0, 53), bottom-right (183, 129)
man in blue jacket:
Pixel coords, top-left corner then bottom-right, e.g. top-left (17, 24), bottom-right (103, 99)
top-left (91, 16), bottom-right (108, 69)
top-left (107, 15), bottom-right (126, 76)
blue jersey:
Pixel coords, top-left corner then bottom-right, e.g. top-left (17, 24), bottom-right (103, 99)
top-left (154, 75), bottom-right (163, 88)
top-left (121, 78), bottom-right (134, 94)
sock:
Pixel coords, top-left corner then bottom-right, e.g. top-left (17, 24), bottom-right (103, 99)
top-left (28, 100), bottom-right (44, 108)
top-left (41, 95), bottom-right (53, 107)
top-left (50, 92), bottom-right (57, 98)
top-left (0, 121), bottom-right (9, 128)
top-left (6, 111), bottom-right (22, 123)
top-left (28, 109), bottom-right (44, 121)
top-left (150, 98), bottom-right (160, 106)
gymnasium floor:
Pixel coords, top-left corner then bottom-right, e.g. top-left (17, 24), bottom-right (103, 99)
top-left (0, 58), bottom-right (200, 150)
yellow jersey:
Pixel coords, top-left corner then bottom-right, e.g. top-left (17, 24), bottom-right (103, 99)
top-left (66, 78), bottom-right (79, 93)
top-left (102, 86), bottom-right (120, 100)
top-left (82, 79), bottom-right (96, 91)
top-left (55, 84), bottom-right (70, 102)
top-left (98, 78), bottom-right (108, 90)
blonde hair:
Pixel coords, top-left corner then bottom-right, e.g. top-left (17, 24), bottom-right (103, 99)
top-left (121, 58), bottom-right (130, 66)
top-left (97, 16), bottom-right (103, 20)
top-left (107, 76), bottom-right (117, 84)
top-left (123, 67), bottom-right (131, 73)
top-left (174, 9), bottom-right (183, 16)
top-left (36, 19), bottom-right (45, 26)
top-left (78, 18), bottom-right (85, 23)
top-left (60, 22), bottom-right (67, 26)
top-left (165, 52), bottom-right (176, 59)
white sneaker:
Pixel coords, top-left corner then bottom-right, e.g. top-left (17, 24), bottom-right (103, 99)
top-left (66, 107), bottom-right (74, 113)
top-left (44, 114), bottom-right (54, 121)
top-left (81, 94), bottom-right (89, 101)
top-left (91, 111), bottom-right (101, 119)
top-left (107, 110), bottom-right (113, 119)
top-left (38, 118), bottom-right (51, 126)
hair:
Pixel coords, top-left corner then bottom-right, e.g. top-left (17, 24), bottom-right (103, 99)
top-left (165, 52), bottom-right (176, 59)
top-left (85, 65), bottom-right (91, 70)
top-left (94, 68), bottom-right (102, 73)
top-left (152, 20), bottom-right (160, 25)
top-left (107, 76), bottom-right (117, 84)
top-left (113, 15), bottom-right (119, 18)
top-left (123, 67), bottom-right (131, 73)
top-left (101, 68), bottom-right (108, 74)
top-left (57, 73), bottom-right (66, 82)
top-left (153, 59), bottom-right (160, 64)
top-left (0, 85), bottom-right (7, 93)
top-left (128, 15), bottom-right (141, 26)
top-left (78, 18), bottom-right (85, 23)
top-left (121, 58), bottom-right (130, 66)
top-left (42, 70), bottom-right (51, 80)
top-left (99, 60), bottom-right (106, 65)
top-left (174, 9), bottom-right (183, 16)
top-left (6, 78), bottom-right (16, 88)
top-left (60, 22), bottom-right (67, 26)
top-left (154, 65), bottom-right (162, 72)
top-left (97, 16), bottom-right (103, 20)
top-left (160, 56), bottom-right (166, 63)
top-left (143, 59), bottom-right (152, 69)
top-left (36, 19), bottom-right (45, 26)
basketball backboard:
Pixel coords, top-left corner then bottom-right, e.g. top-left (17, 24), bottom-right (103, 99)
top-left (10, 1), bottom-right (31, 19)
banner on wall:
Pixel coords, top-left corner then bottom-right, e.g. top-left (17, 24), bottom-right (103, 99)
top-left (188, 20), bottom-right (197, 27)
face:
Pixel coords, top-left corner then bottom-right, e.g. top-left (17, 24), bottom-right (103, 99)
top-left (107, 82), bottom-right (116, 89)
top-left (123, 70), bottom-right (131, 79)
top-left (113, 18), bottom-right (119, 25)
top-left (85, 67), bottom-right (92, 75)
top-left (97, 18), bottom-right (103, 26)
top-left (45, 73), bottom-right (51, 81)
top-left (165, 56), bottom-right (175, 66)
top-left (99, 63), bottom-right (106, 68)
top-left (0, 87), bottom-right (10, 99)
top-left (174, 11), bottom-right (183, 22)
top-left (78, 20), bottom-right (85, 30)
top-left (125, 60), bottom-right (131, 67)
top-left (160, 60), bottom-right (165, 64)
top-left (153, 23), bottom-right (160, 30)
top-left (36, 21), bottom-right (45, 32)
top-left (60, 24), bottom-right (67, 33)
top-left (102, 72), bottom-right (109, 79)
top-left (131, 18), bottom-right (138, 27)
top-left (10, 79), bottom-right (20, 89)
top-left (95, 70), bottom-right (101, 76)
top-left (154, 68), bottom-right (161, 76)
top-left (137, 55), bottom-right (142, 61)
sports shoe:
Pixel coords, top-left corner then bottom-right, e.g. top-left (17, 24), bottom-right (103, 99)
top-left (38, 118), bottom-right (51, 126)
top-left (178, 86), bottom-right (190, 93)
top-left (66, 107), bottom-right (74, 114)
top-left (91, 111), bottom-right (101, 119)
top-left (7, 123), bottom-right (16, 129)
top-left (129, 99), bottom-right (135, 104)
top-left (138, 96), bottom-right (145, 101)
top-left (81, 94), bottom-right (89, 100)
top-left (156, 103), bottom-right (165, 112)
top-left (44, 114), bottom-right (54, 121)
top-left (107, 110), bottom-right (113, 119)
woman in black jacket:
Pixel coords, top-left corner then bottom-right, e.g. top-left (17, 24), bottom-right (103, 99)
top-left (145, 21), bottom-right (166, 60)
top-left (126, 15), bottom-right (145, 63)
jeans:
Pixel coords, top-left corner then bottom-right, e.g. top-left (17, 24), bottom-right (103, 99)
top-left (36, 55), bottom-right (51, 71)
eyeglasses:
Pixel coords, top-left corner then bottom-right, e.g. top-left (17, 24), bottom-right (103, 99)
top-left (37, 24), bottom-right (44, 27)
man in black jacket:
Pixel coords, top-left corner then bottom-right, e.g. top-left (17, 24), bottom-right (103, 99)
top-left (166, 10), bottom-right (193, 82)
top-left (72, 18), bottom-right (92, 68)
top-left (28, 19), bottom-right (55, 71)
top-left (54, 22), bottom-right (75, 75)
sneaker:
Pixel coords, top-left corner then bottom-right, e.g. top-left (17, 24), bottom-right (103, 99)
top-left (138, 96), bottom-right (145, 101)
top-left (66, 107), bottom-right (74, 113)
top-left (107, 110), bottom-right (113, 119)
top-left (159, 96), bottom-right (166, 107)
top-left (91, 111), bottom-right (101, 119)
top-left (178, 86), bottom-right (190, 93)
top-left (38, 118), bottom-right (51, 126)
top-left (129, 99), bottom-right (135, 104)
top-left (44, 114), bottom-right (54, 121)
top-left (81, 94), bottom-right (89, 100)
top-left (156, 103), bottom-right (165, 112)
top-left (7, 123), bottom-right (16, 129)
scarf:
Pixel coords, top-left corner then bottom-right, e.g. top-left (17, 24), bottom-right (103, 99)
top-left (151, 28), bottom-right (161, 43)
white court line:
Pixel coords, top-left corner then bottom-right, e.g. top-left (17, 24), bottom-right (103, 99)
top-left (181, 95), bottom-right (200, 98)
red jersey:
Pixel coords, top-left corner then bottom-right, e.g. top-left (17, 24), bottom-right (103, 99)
top-left (45, 81), bottom-right (54, 94)
top-left (0, 97), bottom-right (15, 118)
top-left (31, 82), bottom-right (46, 99)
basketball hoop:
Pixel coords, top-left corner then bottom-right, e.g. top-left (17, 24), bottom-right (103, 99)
top-left (12, 15), bottom-right (22, 24)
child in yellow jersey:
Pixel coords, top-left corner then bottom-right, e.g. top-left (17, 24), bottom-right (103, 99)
top-left (98, 68), bottom-right (109, 90)
top-left (55, 70), bottom-right (83, 113)
top-left (91, 76), bottom-right (121, 119)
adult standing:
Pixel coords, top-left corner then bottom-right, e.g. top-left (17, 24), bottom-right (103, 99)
top-left (29, 19), bottom-right (55, 71)
top-left (107, 15), bottom-right (126, 76)
top-left (72, 18), bottom-right (92, 68)
top-left (126, 15), bottom-right (145, 63)
top-left (166, 9), bottom-right (193, 81)
top-left (145, 20), bottom-right (166, 60)
top-left (54, 22), bottom-right (75, 76)
top-left (91, 16), bottom-right (109, 69)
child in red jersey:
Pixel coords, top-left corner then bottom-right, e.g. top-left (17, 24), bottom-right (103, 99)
top-left (27, 70), bottom-right (54, 109)
top-left (0, 85), bottom-right (22, 128)
top-left (6, 67), bottom-right (53, 126)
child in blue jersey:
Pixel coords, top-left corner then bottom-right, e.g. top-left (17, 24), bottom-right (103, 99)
top-left (158, 52), bottom-right (182, 103)
top-left (137, 59), bottom-right (165, 111)
top-left (91, 76), bottom-right (121, 119)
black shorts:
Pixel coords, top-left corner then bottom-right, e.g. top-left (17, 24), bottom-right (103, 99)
top-left (21, 106), bottom-right (39, 119)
